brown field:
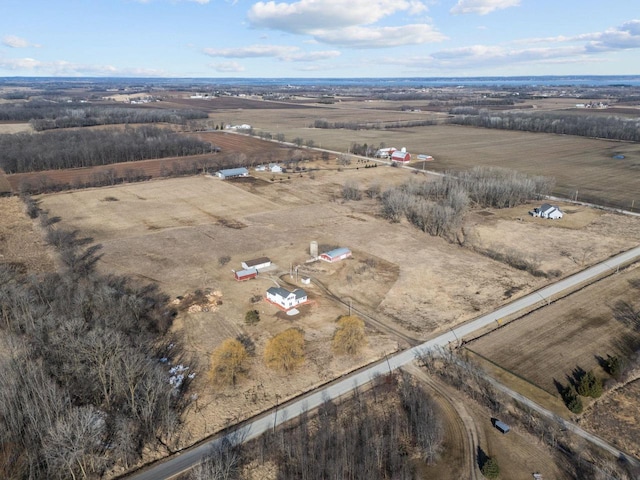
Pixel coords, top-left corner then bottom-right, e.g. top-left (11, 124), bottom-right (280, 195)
top-left (468, 264), bottom-right (640, 395)
top-left (581, 380), bottom-right (640, 458)
top-left (0, 122), bottom-right (32, 134)
top-left (468, 264), bottom-right (640, 454)
top-left (172, 96), bottom-right (640, 210)
top-left (0, 196), bottom-right (55, 274)
top-left (35, 159), bottom-right (640, 445)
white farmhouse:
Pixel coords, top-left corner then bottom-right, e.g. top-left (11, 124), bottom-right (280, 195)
top-left (530, 203), bottom-right (563, 219)
top-left (266, 287), bottom-right (307, 310)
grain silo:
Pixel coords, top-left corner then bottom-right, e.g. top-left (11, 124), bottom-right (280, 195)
top-left (310, 241), bottom-right (318, 258)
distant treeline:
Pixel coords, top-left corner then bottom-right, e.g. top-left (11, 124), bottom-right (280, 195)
top-left (313, 119), bottom-right (436, 130)
top-left (0, 126), bottom-right (214, 173)
top-left (0, 101), bottom-right (207, 130)
top-left (448, 109), bottom-right (640, 142)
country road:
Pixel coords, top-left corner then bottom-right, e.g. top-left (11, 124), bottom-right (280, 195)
top-left (127, 245), bottom-right (640, 480)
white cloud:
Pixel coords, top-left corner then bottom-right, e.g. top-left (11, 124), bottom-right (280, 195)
top-left (246, 0), bottom-right (439, 47)
top-left (0, 56), bottom-right (165, 76)
top-left (210, 61), bottom-right (245, 72)
top-left (248, 0), bottom-right (427, 32)
top-left (203, 44), bottom-right (340, 61)
top-left (2, 35), bottom-right (41, 48)
top-left (450, 0), bottom-right (520, 15)
top-left (314, 24), bottom-right (446, 48)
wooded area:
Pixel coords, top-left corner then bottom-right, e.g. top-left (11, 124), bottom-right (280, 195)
top-left (0, 202), bottom-right (193, 479)
top-left (377, 166), bottom-right (553, 240)
top-left (448, 110), bottom-right (640, 142)
top-left (191, 373), bottom-right (443, 480)
top-left (0, 101), bottom-right (207, 130)
top-left (0, 126), bottom-right (213, 173)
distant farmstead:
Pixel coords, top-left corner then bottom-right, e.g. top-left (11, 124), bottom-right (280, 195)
top-left (320, 247), bottom-right (352, 263)
top-left (266, 287), bottom-right (308, 310)
top-left (241, 257), bottom-right (272, 271)
top-left (217, 167), bottom-right (249, 179)
top-left (234, 268), bottom-right (258, 281)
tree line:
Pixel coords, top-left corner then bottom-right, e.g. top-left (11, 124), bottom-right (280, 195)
top-left (448, 109), bottom-right (640, 142)
top-left (371, 166), bottom-right (552, 240)
top-left (0, 125), bottom-right (214, 173)
top-left (313, 118), bottom-right (436, 131)
top-left (0, 201), bottom-right (193, 479)
top-left (0, 101), bottom-right (207, 130)
top-left (191, 372), bottom-right (443, 480)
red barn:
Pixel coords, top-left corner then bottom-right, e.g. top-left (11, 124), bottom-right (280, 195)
top-left (234, 268), bottom-right (258, 281)
top-left (391, 150), bottom-right (411, 163)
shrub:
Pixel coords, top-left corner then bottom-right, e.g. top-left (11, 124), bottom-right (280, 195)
top-left (245, 309), bottom-right (260, 326)
top-left (332, 316), bottom-right (366, 355)
top-left (481, 457), bottom-right (500, 479)
top-left (209, 339), bottom-right (249, 386)
top-left (264, 329), bottom-right (305, 372)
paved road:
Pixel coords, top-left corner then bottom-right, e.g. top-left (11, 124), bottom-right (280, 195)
top-left (128, 245), bottom-right (640, 480)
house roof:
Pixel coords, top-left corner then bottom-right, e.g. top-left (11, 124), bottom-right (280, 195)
top-left (243, 257), bottom-right (271, 267)
top-left (323, 247), bottom-right (351, 258)
top-left (293, 289), bottom-right (307, 299)
top-left (235, 268), bottom-right (257, 277)
top-left (218, 167), bottom-right (248, 177)
top-left (267, 286), bottom-right (291, 298)
top-left (540, 203), bottom-right (555, 212)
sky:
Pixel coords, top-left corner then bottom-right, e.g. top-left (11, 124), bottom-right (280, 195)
top-left (0, 0), bottom-right (639, 78)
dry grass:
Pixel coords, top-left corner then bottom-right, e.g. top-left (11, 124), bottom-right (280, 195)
top-left (468, 263), bottom-right (640, 397)
top-left (35, 166), bottom-right (640, 447)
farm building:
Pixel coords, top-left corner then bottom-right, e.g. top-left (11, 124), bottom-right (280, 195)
top-left (241, 257), bottom-right (272, 271)
top-left (375, 147), bottom-right (397, 158)
top-left (320, 247), bottom-right (352, 263)
top-left (266, 287), bottom-right (307, 310)
top-left (234, 268), bottom-right (257, 281)
top-left (269, 163), bottom-right (282, 173)
top-left (216, 167), bottom-right (249, 179)
top-left (529, 203), bottom-right (563, 219)
top-left (391, 150), bottom-right (411, 163)
top-left (493, 419), bottom-right (510, 434)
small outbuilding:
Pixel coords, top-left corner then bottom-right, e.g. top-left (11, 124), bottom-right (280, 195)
top-left (234, 268), bottom-right (258, 281)
top-left (217, 167), bottom-right (249, 179)
top-left (320, 247), bottom-right (352, 263)
top-left (492, 419), bottom-right (510, 434)
top-left (241, 257), bottom-right (272, 271)
top-left (266, 287), bottom-right (308, 310)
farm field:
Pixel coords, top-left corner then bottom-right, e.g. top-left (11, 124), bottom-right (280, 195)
top-left (35, 161), bottom-right (640, 447)
top-left (176, 95), bottom-right (640, 210)
top-left (468, 263), bottom-right (640, 455)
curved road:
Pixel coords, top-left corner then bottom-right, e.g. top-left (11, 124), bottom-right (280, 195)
top-left (128, 245), bottom-right (640, 480)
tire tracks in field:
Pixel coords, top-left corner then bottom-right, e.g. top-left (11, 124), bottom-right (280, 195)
top-left (404, 363), bottom-right (482, 480)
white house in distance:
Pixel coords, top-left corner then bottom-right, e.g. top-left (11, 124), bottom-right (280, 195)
top-left (241, 257), bottom-right (272, 271)
top-left (530, 203), bottom-right (564, 219)
top-left (269, 163), bottom-right (282, 173)
top-left (375, 147), bottom-right (397, 158)
top-left (266, 287), bottom-right (307, 310)
top-left (320, 247), bottom-right (352, 263)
